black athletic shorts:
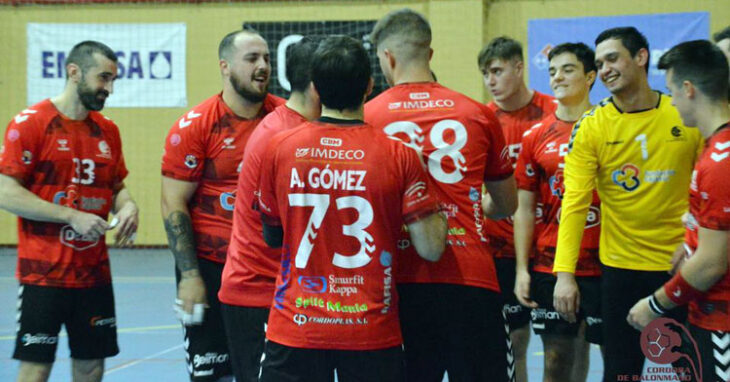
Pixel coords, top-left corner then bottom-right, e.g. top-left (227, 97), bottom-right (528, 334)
top-left (259, 340), bottom-right (393, 382)
top-left (175, 258), bottom-right (231, 381)
top-left (13, 283), bottom-right (118, 363)
top-left (689, 325), bottom-right (730, 382)
top-left (220, 303), bottom-right (269, 382)
top-left (601, 265), bottom-right (687, 382)
top-left (530, 272), bottom-right (602, 344)
top-left (496, 257), bottom-right (531, 331)
top-left (397, 283), bottom-right (515, 382)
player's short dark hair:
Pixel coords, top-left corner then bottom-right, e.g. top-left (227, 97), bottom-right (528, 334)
top-left (548, 42), bottom-right (597, 73)
top-left (658, 40), bottom-right (729, 102)
top-left (65, 41), bottom-right (117, 76)
top-left (548, 42), bottom-right (597, 89)
top-left (478, 36), bottom-right (523, 69)
top-left (286, 36), bottom-right (323, 93)
top-left (595, 27), bottom-right (650, 73)
top-left (714, 26), bottom-right (730, 43)
top-left (312, 35), bottom-right (371, 111)
top-left (218, 30), bottom-right (261, 61)
top-left (370, 8), bottom-right (431, 60)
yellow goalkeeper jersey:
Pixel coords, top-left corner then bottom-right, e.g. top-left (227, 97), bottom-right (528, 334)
top-left (554, 93), bottom-right (703, 272)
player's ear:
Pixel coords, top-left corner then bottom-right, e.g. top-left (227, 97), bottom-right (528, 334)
top-left (307, 81), bottom-right (321, 104)
top-left (683, 80), bottom-right (695, 99)
top-left (384, 49), bottom-right (396, 71)
top-left (634, 48), bottom-right (649, 71)
top-left (219, 59), bottom-right (229, 76)
top-left (365, 77), bottom-right (374, 98)
top-left (66, 63), bottom-right (82, 83)
top-left (514, 59), bottom-right (524, 77)
top-left (586, 70), bottom-right (597, 88)
top-left (428, 48), bottom-right (434, 61)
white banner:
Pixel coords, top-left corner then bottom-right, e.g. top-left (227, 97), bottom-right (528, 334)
top-left (27, 23), bottom-right (187, 108)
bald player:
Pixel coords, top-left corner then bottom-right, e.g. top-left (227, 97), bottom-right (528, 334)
top-left (161, 30), bottom-right (284, 381)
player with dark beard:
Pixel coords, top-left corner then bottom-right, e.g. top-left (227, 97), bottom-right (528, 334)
top-left (160, 30), bottom-right (284, 382)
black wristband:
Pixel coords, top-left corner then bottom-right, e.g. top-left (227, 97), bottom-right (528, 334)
top-left (648, 294), bottom-right (667, 316)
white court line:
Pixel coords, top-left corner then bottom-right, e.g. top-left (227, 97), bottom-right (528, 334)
top-left (104, 343), bottom-right (183, 375)
top-left (0, 276), bottom-right (174, 283)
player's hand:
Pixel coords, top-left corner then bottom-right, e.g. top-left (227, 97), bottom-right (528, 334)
top-left (669, 243), bottom-right (687, 275)
top-left (627, 297), bottom-right (659, 331)
top-left (514, 270), bottom-right (538, 308)
top-left (68, 210), bottom-right (109, 240)
top-left (553, 272), bottom-right (580, 323)
top-left (110, 201), bottom-right (139, 247)
top-left (175, 272), bottom-right (207, 326)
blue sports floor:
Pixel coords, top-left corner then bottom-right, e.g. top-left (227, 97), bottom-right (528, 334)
top-left (0, 249), bottom-right (609, 381)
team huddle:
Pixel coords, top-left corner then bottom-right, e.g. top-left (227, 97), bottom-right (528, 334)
top-left (1, 7), bottom-right (730, 382)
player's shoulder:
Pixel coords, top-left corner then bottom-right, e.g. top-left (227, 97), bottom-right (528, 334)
top-left (268, 121), bottom-right (312, 148)
top-left (88, 111), bottom-right (118, 128)
top-left (705, 128), bottom-right (730, 168)
top-left (171, 93), bottom-right (221, 131)
top-left (263, 94), bottom-right (286, 113)
top-left (7, 99), bottom-right (56, 130)
top-left (522, 112), bottom-right (556, 140)
top-left (365, 86), bottom-right (399, 112)
top-left (573, 99), bottom-right (611, 131)
top-left (533, 91), bottom-right (558, 108)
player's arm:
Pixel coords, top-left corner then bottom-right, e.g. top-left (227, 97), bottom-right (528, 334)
top-left (161, 176), bottom-right (206, 324)
top-left (628, 226), bottom-right (728, 330)
top-left (513, 189), bottom-right (538, 308)
top-left (482, 175), bottom-right (518, 220)
top-left (407, 211), bottom-right (447, 262)
top-left (110, 184), bottom-right (138, 247)
top-left (553, 118), bottom-right (598, 322)
top-left (480, 107), bottom-right (517, 220)
top-left (0, 173), bottom-right (109, 238)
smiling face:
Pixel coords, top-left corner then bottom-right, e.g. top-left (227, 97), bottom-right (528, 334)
top-left (76, 53), bottom-right (117, 111)
top-left (481, 58), bottom-right (523, 103)
top-left (549, 51), bottom-right (594, 104)
top-left (223, 33), bottom-right (271, 103)
top-left (595, 38), bottom-right (646, 96)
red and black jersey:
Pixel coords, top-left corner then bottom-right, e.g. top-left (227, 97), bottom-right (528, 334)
top-left (515, 113), bottom-right (600, 276)
top-left (161, 93), bottom-right (284, 263)
top-left (219, 105), bottom-right (308, 308)
top-left (684, 124), bottom-right (730, 331)
top-left (365, 82), bottom-right (512, 292)
top-left (485, 91), bottom-right (557, 258)
top-left (0, 99), bottom-right (128, 288)
top-left (258, 118), bottom-right (439, 350)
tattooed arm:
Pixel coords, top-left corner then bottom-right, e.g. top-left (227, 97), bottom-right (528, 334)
top-left (161, 176), bottom-right (206, 319)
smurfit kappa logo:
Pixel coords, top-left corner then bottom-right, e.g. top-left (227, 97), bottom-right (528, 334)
top-left (298, 276), bottom-right (327, 293)
top-left (639, 318), bottom-right (702, 381)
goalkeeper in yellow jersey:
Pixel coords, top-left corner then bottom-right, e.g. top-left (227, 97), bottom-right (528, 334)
top-left (551, 27), bottom-right (703, 381)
